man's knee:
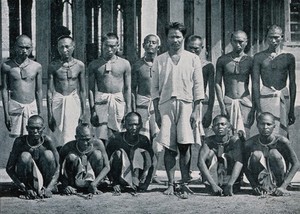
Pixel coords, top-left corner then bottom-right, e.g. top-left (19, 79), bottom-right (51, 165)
top-left (91, 150), bottom-right (103, 161)
top-left (19, 152), bottom-right (33, 164)
top-left (42, 150), bottom-right (55, 162)
top-left (66, 153), bottom-right (79, 163)
top-left (112, 150), bottom-right (122, 160)
top-left (250, 150), bottom-right (264, 162)
top-left (269, 149), bottom-right (283, 161)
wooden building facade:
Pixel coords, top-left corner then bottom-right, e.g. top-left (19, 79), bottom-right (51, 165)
top-left (0, 0), bottom-right (299, 80)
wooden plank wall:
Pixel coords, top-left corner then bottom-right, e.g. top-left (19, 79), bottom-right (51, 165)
top-left (36, 0), bottom-right (51, 80)
top-left (73, 0), bottom-right (86, 63)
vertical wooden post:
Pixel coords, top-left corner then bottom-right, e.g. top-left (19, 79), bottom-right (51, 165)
top-left (194, 0), bottom-right (207, 59)
top-left (168, 0), bottom-right (184, 23)
top-left (8, 0), bottom-right (20, 57)
top-left (157, 0), bottom-right (168, 53)
top-left (284, 0), bottom-right (291, 42)
top-left (21, 0), bottom-right (32, 38)
top-left (235, 0), bottom-right (243, 30)
top-left (102, 0), bottom-right (116, 35)
top-left (136, 0), bottom-right (142, 57)
top-left (224, 0), bottom-right (234, 54)
top-left (73, 0), bottom-right (86, 63)
top-left (243, 0), bottom-right (253, 55)
top-left (123, 0), bottom-right (137, 63)
top-left (184, 0), bottom-right (194, 37)
top-left (0, 1), bottom-right (2, 87)
top-left (36, 0), bottom-right (51, 81)
top-left (210, 0), bottom-right (222, 65)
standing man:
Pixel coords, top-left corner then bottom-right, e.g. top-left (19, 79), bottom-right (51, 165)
top-left (1, 35), bottom-right (42, 138)
top-left (252, 25), bottom-right (296, 137)
top-left (244, 112), bottom-right (299, 196)
top-left (186, 35), bottom-right (215, 131)
top-left (88, 33), bottom-right (131, 144)
top-left (132, 34), bottom-right (162, 183)
top-left (215, 30), bottom-right (254, 140)
top-left (47, 36), bottom-right (86, 146)
top-left (152, 22), bottom-right (205, 197)
top-left (6, 115), bottom-right (60, 199)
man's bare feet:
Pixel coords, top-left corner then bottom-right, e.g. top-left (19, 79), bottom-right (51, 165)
top-left (163, 185), bottom-right (174, 195)
top-left (152, 176), bottom-right (163, 184)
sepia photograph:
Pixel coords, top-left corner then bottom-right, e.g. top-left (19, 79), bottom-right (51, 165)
top-left (0, 0), bottom-right (300, 213)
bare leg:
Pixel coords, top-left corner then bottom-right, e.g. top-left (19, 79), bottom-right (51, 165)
top-left (38, 150), bottom-right (56, 187)
top-left (16, 152), bottom-right (34, 188)
top-left (110, 150), bottom-right (122, 186)
top-left (89, 150), bottom-right (104, 175)
top-left (163, 148), bottom-right (176, 195)
top-left (248, 151), bottom-right (265, 181)
top-left (178, 144), bottom-right (192, 183)
top-left (269, 149), bottom-right (286, 186)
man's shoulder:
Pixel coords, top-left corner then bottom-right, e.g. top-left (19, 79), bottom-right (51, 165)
top-left (88, 58), bottom-right (102, 69)
top-left (28, 59), bottom-right (42, 68)
top-left (254, 50), bottom-right (267, 59)
top-left (132, 58), bottom-right (144, 69)
top-left (61, 140), bottom-right (76, 151)
top-left (117, 56), bottom-right (130, 64)
top-left (244, 135), bottom-right (259, 148)
top-left (73, 58), bottom-right (85, 67)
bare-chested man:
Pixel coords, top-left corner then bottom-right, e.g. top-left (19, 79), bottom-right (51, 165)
top-left (215, 30), bottom-right (254, 140)
top-left (6, 115), bottom-right (60, 199)
top-left (88, 33), bottom-right (131, 143)
top-left (198, 115), bottom-right (243, 196)
top-left (132, 34), bottom-right (162, 184)
top-left (47, 36), bottom-right (86, 146)
top-left (244, 112), bottom-right (299, 196)
top-left (1, 35), bottom-right (42, 137)
top-left (59, 123), bottom-right (110, 195)
top-left (186, 35), bottom-right (215, 132)
top-left (252, 25), bottom-right (296, 137)
top-left (152, 22), bottom-right (205, 198)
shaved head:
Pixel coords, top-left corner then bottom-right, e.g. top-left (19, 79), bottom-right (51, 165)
top-left (231, 30), bottom-right (248, 40)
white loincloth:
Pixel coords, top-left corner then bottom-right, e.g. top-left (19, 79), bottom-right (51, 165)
top-left (52, 90), bottom-right (81, 145)
top-left (8, 99), bottom-right (38, 137)
top-left (260, 86), bottom-right (289, 137)
top-left (94, 92), bottom-right (125, 141)
top-left (224, 95), bottom-right (252, 138)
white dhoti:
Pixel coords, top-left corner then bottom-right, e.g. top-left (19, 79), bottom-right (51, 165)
top-left (260, 86), bottom-right (289, 137)
top-left (136, 95), bottom-right (162, 152)
top-left (224, 95), bottom-right (252, 138)
top-left (52, 91), bottom-right (81, 145)
top-left (8, 99), bottom-right (38, 137)
top-left (94, 92), bottom-right (125, 141)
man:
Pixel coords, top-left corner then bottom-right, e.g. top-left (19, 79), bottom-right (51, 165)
top-left (198, 115), bottom-right (243, 196)
top-left (215, 30), bottom-right (254, 140)
top-left (186, 35), bottom-right (215, 133)
top-left (88, 33), bottom-right (131, 143)
top-left (252, 25), bottom-right (296, 137)
top-left (132, 34), bottom-right (162, 183)
top-left (1, 35), bottom-right (42, 138)
top-left (107, 112), bottom-right (154, 194)
top-left (244, 112), bottom-right (299, 196)
top-left (6, 115), bottom-right (60, 199)
top-left (151, 22), bottom-right (205, 197)
top-left (47, 35), bottom-right (86, 146)
top-left (59, 123), bottom-right (110, 195)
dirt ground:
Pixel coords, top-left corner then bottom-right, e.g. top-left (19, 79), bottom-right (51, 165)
top-left (0, 183), bottom-right (300, 214)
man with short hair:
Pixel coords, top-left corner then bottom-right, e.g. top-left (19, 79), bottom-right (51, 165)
top-left (215, 30), bottom-right (254, 140)
top-left (244, 112), bottom-right (299, 196)
top-left (47, 36), bottom-right (87, 146)
top-left (88, 33), bottom-right (131, 144)
top-left (152, 22), bottom-right (205, 197)
top-left (252, 25), bottom-right (296, 137)
top-left (107, 112), bottom-right (154, 195)
top-left (186, 35), bottom-right (215, 132)
top-left (59, 123), bottom-right (110, 195)
top-left (198, 115), bottom-right (243, 196)
top-left (1, 35), bottom-right (42, 138)
top-left (132, 34), bottom-right (162, 183)
top-left (6, 115), bottom-right (60, 199)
